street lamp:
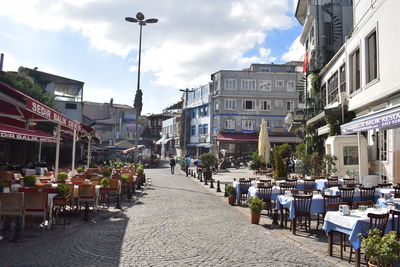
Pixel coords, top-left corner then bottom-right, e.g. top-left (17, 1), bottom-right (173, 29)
top-left (179, 88), bottom-right (193, 156)
top-left (125, 12), bottom-right (158, 164)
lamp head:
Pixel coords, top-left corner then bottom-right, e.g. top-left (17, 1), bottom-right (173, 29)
top-left (136, 12), bottom-right (145, 21)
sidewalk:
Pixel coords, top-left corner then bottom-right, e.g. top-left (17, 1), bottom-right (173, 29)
top-left (183, 167), bottom-right (352, 267)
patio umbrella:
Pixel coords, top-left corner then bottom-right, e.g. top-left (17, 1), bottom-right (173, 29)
top-left (258, 119), bottom-right (270, 164)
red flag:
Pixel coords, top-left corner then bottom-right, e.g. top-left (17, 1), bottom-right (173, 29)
top-left (303, 51), bottom-right (308, 73)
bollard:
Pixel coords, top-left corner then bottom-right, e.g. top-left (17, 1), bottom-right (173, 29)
top-left (224, 184), bottom-right (228, 197)
top-left (127, 186), bottom-right (132, 200)
top-left (83, 202), bottom-right (90, 221)
top-left (204, 176), bottom-right (208, 185)
top-left (216, 180), bottom-right (222, 192)
top-left (272, 209), bottom-right (279, 226)
top-left (210, 178), bottom-right (214, 188)
top-left (11, 216), bottom-right (23, 242)
top-left (115, 193), bottom-right (122, 209)
top-left (199, 173), bottom-right (203, 182)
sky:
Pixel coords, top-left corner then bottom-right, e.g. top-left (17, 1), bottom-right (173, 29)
top-left (0, 0), bottom-right (304, 115)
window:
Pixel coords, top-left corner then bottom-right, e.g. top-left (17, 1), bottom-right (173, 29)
top-left (65, 103), bottom-right (77, 109)
top-left (376, 130), bottom-right (387, 161)
top-left (321, 83), bottom-right (327, 108)
top-left (242, 120), bottom-right (255, 131)
top-left (287, 81), bottom-right (295, 92)
top-left (214, 100), bottom-right (219, 112)
top-left (190, 109), bottom-right (196, 119)
top-left (199, 105), bottom-right (208, 117)
top-left (224, 119), bottom-right (235, 130)
top-left (242, 79), bottom-right (256, 90)
top-left (366, 31), bottom-right (377, 83)
top-left (340, 64), bottom-right (346, 92)
top-left (190, 126), bottom-right (196, 136)
top-left (260, 68), bottom-right (270, 72)
top-left (198, 124), bottom-right (208, 135)
top-left (259, 80), bottom-right (272, 91)
top-left (225, 79), bottom-right (237, 90)
top-left (327, 71), bottom-right (339, 104)
top-left (242, 100), bottom-right (255, 110)
top-left (275, 120), bottom-right (283, 127)
top-left (275, 100), bottom-right (284, 108)
top-left (343, 146), bottom-right (359, 165)
top-left (286, 101), bottom-right (294, 111)
top-left (260, 100), bottom-right (271, 111)
top-left (276, 80), bottom-right (284, 87)
top-left (224, 99), bottom-right (236, 110)
top-left (350, 48), bottom-right (360, 94)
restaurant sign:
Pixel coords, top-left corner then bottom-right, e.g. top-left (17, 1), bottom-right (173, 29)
top-left (0, 132), bottom-right (57, 143)
top-left (26, 98), bottom-right (82, 131)
top-left (341, 108), bottom-right (400, 134)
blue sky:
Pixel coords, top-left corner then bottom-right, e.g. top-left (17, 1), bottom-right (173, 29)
top-left (0, 0), bottom-right (304, 114)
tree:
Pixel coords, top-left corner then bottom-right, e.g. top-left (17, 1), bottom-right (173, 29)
top-left (274, 149), bottom-right (287, 179)
top-left (276, 143), bottom-right (292, 159)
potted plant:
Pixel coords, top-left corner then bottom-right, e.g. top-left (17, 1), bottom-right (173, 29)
top-left (273, 150), bottom-right (287, 179)
top-left (360, 229), bottom-right (400, 267)
top-left (199, 153), bottom-right (218, 181)
top-left (100, 177), bottom-right (110, 188)
top-left (0, 181), bottom-right (8, 193)
top-left (23, 175), bottom-right (37, 187)
top-left (102, 168), bottom-right (112, 178)
top-left (57, 172), bottom-right (68, 183)
top-left (54, 184), bottom-right (71, 205)
top-left (76, 166), bottom-right (85, 173)
top-left (248, 196), bottom-right (264, 224)
top-left (120, 173), bottom-right (129, 184)
top-left (226, 184), bottom-right (236, 205)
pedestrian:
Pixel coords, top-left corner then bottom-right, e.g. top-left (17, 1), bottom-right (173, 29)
top-left (185, 156), bottom-right (191, 177)
top-left (170, 157), bottom-right (176, 174)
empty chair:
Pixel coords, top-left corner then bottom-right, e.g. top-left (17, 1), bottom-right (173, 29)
top-left (77, 184), bottom-right (96, 212)
top-left (343, 178), bottom-right (355, 186)
top-left (304, 179), bottom-right (316, 190)
top-left (0, 193), bottom-right (25, 231)
top-left (360, 186), bottom-right (376, 202)
top-left (280, 184), bottom-right (296, 195)
top-left (316, 193), bottom-right (341, 230)
top-left (377, 183), bottom-right (392, 188)
top-left (259, 179), bottom-right (271, 185)
top-left (238, 180), bottom-right (251, 205)
top-left (24, 193), bottom-right (48, 230)
top-left (393, 186), bottom-right (400, 198)
top-left (339, 187), bottom-right (355, 206)
top-left (327, 178), bottom-right (339, 188)
top-left (353, 200), bottom-right (374, 209)
top-left (284, 179), bottom-right (297, 188)
top-left (390, 209), bottom-right (400, 240)
top-left (257, 185), bottom-right (273, 214)
top-left (291, 194), bottom-right (313, 235)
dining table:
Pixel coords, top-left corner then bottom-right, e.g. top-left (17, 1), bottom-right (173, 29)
top-left (323, 207), bottom-right (394, 267)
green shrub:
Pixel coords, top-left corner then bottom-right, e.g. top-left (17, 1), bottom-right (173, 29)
top-left (56, 184), bottom-right (69, 197)
top-left (249, 151), bottom-right (266, 170)
top-left (199, 153), bottom-right (217, 170)
top-left (100, 178), bottom-right (110, 188)
top-left (136, 166), bottom-right (144, 175)
top-left (102, 168), bottom-right (112, 177)
top-left (57, 172), bottom-right (68, 183)
top-left (274, 150), bottom-right (287, 179)
top-left (23, 175), bottom-right (37, 187)
top-left (76, 166), bottom-right (85, 173)
top-left (248, 197), bottom-right (264, 214)
top-left (226, 184), bottom-right (236, 197)
top-left (120, 173), bottom-right (129, 183)
top-left (89, 162), bottom-right (98, 168)
top-left (276, 143), bottom-right (292, 159)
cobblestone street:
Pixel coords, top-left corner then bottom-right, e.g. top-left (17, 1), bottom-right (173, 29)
top-left (0, 164), bottom-right (334, 266)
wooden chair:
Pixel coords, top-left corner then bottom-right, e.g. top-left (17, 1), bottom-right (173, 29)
top-left (339, 187), bottom-right (355, 206)
top-left (327, 178), bottom-right (339, 188)
top-left (0, 193), bottom-right (25, 231)
top-left (108, 179), bottom-right (120, 206)
top-left (291, 194), bottom-right (313, 235)
top-left (280, 184), bottom-right (295, 195)
top-left (343, 178), bottom-right (355, 186)
top-left (291, 189), bottom-right (319, 195)
top-left (316, 193), bottom-right (341, 230)
top-left (390, 209), bottom-right (400, 240)
top-left (360, 187), bottom-right (375, 202)
top-left (284, 179), bottom-right (297, 188)
top-left (393, 186), bottom-right (400, 198)
top-left (77, 184), bottom-right (96, 212)
top-left (326, 201), bottom-right (350, 260)
top-left (353, 200), bottom-right (374, 209)
top-left (377, 183), bottom-right (392, 188)
top-left (259, 179), bottom-right (271, 185)
top-left (304, 179), bottom-right (316, 190)
top-left (257, 185), bottom-right (273, 214)
top-left (238, 180), bottom-right (251, 205)
top-left (24, 193), bottom-right (48, 230)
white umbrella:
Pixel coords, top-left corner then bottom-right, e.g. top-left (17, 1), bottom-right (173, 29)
top-left (258, 119), bottom-right (271, 164)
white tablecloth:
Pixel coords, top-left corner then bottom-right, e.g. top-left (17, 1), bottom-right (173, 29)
top-left (324, 208), bottom-right (388, 230)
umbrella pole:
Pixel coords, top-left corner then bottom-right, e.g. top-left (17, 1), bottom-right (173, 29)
top-left (55, 124), bottom-right (61, 179)
top-left (86, 136), bottom-right (92, 169)
top-left (72, 129), bottom-right (76, 174)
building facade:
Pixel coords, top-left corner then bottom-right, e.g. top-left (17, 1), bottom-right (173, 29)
top-left (160, 116), bottom-right (181, 158)
top-left (211, 63), bottom-right (303, 156)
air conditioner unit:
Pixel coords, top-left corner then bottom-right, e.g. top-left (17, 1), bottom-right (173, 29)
top-left (199, 135), bottom-right (207, 142)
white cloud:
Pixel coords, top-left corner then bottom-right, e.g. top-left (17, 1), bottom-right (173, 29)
top-left (0, 50), bottom-right (21, 71)
top-left (281, 36), bottom-right (305, 62)
top-left (0, 0), bottom-right (298, 89)
top-left (84, 87), bottom-right (115, 103)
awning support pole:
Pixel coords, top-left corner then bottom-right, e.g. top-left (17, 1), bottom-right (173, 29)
top-left (357, 131), bottom-right (362, 184)
top-left (72, 129), bottom-right (76, 173)
top-left (38, 141), bottom-right (42, 163)
top-left (86, 136), bottom-right (92, 169)
top-left (55, 124), bottom-right (61, 179)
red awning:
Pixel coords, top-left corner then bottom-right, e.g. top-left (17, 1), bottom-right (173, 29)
top-left (217, 133), bottom-right (258, 143)
top-left (0, 123), bottom-right (57, 143)
top-left (122, 145), bottom-right (145, 154)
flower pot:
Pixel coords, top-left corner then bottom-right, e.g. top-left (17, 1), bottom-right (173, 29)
top-left (368, 261), bottom-right (392, 267)
top-left (54, 194), bottom-right (71, 206)
top-left (228, 196), bottom-right (235, 205)
top-left (251, 213), bottom-right (261, 224)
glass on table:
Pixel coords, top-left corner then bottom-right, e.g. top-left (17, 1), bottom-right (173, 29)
top-left (387, 203), bottom-right (395, 210)
top-left (373, 204), bottom-right (381, 210)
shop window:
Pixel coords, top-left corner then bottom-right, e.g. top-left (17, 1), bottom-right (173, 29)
top-left (343, 146), bottom-right (359, 165)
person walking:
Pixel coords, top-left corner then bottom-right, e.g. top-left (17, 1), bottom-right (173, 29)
top-left (170, 157), bottom-right (176, 174)
top-left (185, 156), bottom-right (191, 177)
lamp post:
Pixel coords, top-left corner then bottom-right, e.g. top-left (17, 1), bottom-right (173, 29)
top-left (179, 88), bottom-right (190, 157)
top-left (125, 12), bottom-right (158, 164)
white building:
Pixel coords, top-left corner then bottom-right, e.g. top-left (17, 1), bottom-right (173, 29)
top-left (160, 116), bottom-right (181, 158)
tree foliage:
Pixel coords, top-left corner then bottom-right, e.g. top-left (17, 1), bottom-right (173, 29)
top-left (274, 149), bottom-right (287, 179)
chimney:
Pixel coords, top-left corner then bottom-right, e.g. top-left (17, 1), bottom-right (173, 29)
top-left (110, 98), bottom-right (114, 107)
top-left (0, 53), bottom-right (4, 71)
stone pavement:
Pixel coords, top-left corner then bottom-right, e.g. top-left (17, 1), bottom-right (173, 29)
top-left (0, 164), bottom-right (341, 266)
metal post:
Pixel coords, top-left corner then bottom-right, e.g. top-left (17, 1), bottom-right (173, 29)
top-left (86, 136), bottom-right (92, 169)
top-left (38, 141), bottom-right (42, 163)
top-left (55, 124), bottom-right (61, 179)
top-left (72, 129), bottom-right (76, 173)
top-left (357, 131), bottom-right (362, 184)
top-left (134, 23), bottom-right (143, 165)
top-left (216, 180), bottom-right (221, 192)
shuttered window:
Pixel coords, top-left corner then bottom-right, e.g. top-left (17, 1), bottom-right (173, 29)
top-left (366, 31), bottom-right (377, 83)
top-left (350, 49), bottom-right (360, 94)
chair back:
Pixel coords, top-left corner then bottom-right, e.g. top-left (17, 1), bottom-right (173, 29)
top-left (19, 187), bottom-right (39, 193)
top-left (257, 185), bottom-right (272, 201)
top-left (343, 178), bottom-right (355, 185)
top-left (339, 187), bottom-right (355, 206)
top-left (284, 179), bottom-right (297, 188)
top-left (42, 187), bottom-right (57, 194)
top-left (78, 184), bottom-right (95, 198)
top-left (109, 179), bottom-right (119, 190)
top-left (24, 193), bottom-right (47, 212)
top-left (291, 189), bottom-right (316, 195)
top-left (0, 193), bottom-right (24, 215)
top-left (280, 184), bottom-right (295, 195)
top-left (390, 209), bottom-right (400, 239)
top-left (327, 178), bottom-right (339, 188)
top-left (259, 179), bottom-right (271, 185)
top-left (360, 186), bottom-right (375, 201)
top-left (368, 213), bottom-right (389, 234)
top-left (239, 180), bottom-right (251, 195)
top-left (293, 194), bottom-right (313, 217)
top-left (326, 202), bottom-right (348, 212)
top-left (323, 193), bottom-right (341, 212)
top-left (377, 183), bottom-right (392, 188)
top-left (394, 186), bottom-right (400, 198)
top-left (304, 179), bottom-right (315, 190)
top-left (353, 200), bottom-right (374, 209)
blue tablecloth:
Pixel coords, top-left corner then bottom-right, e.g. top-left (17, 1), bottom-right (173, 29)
top-left (377, 198), bottom-right (400, 209)
top-left (329, 187), bottom-right (381, 202)
top-left (323, 209), bottom-right (395, 250)
top-left (275, 194), bottom-right (324, 219)
top-left (247, 186), bottom-right (280, 201)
